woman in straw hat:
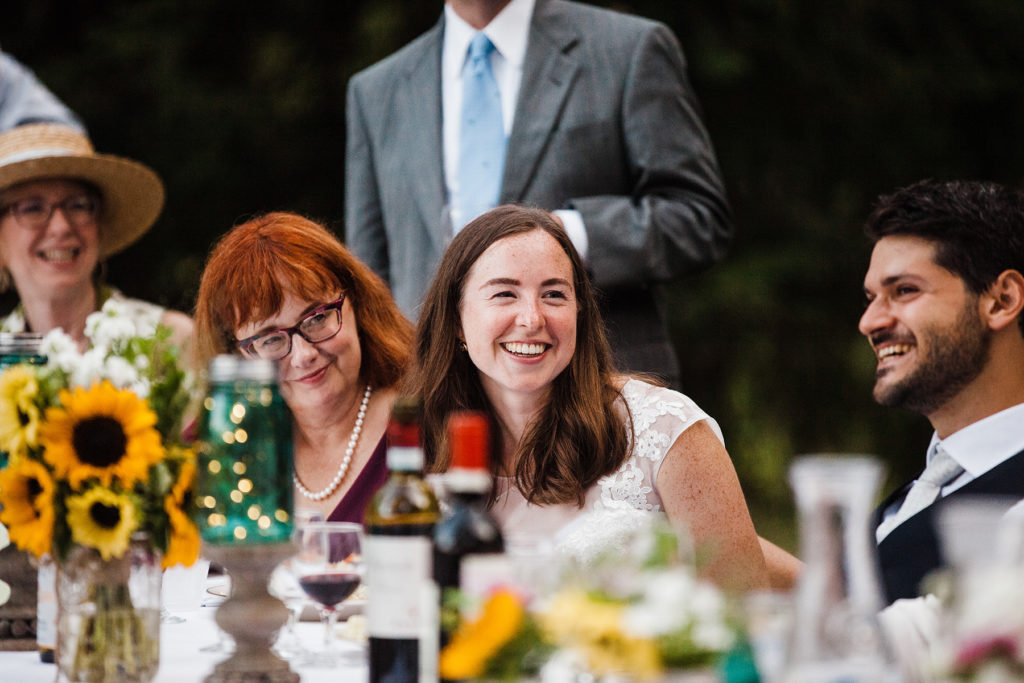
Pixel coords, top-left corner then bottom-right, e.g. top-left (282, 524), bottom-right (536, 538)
top-left (0, 123), bottom-right (191, 348)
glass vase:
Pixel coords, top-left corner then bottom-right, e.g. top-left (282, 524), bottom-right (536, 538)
top-left (56, 533), bottom-right (162, 682)
top-left (782, 454), bottom-right (898, 683)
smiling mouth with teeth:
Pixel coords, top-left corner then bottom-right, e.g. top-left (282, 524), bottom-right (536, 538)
top-left (877, 343), bottom-right (913, 360)
top-left (502, 342), bottom-right (548, 357)
top-left (40, 248), bottom-right (80, 262)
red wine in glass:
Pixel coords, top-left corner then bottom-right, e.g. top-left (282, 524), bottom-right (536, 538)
top-left (291, 521), bottom-right (364, 667)
top-left (299, 572), bottom-right (361, 608)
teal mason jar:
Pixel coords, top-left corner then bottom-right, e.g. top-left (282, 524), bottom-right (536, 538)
top-left (0, 333), bottom-right (47, 469)
top-left (0, 332), bottom-right (47, 369)
top-left (192, 355), bottom-right (294, 545)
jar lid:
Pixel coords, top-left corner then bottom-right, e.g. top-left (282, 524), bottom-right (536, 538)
top-left (0, 332), bottom-right (45, 353)
top-left (207, 354), bottom-right (278, 383)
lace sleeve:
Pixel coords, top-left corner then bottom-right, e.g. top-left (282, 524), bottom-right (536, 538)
top-left (597, 379), bottom-right (723, 512)
top-left (552, 380), bottom-right (726, 565)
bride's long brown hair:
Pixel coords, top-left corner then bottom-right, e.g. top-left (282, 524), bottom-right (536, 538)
top-left (403, 205), bottom-right (632, 506)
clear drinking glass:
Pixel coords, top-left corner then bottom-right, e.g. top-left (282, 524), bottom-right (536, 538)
top-left (291, 521), bottom-right (364, 667)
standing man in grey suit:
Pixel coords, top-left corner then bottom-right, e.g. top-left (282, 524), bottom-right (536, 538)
top-left (0, 49), bottom-right (83, 132)
top-left (345, 0), bottom-right (732, 387)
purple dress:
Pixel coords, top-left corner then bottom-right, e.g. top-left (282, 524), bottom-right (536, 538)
top-left (327, 435), bottom-right (388, 523)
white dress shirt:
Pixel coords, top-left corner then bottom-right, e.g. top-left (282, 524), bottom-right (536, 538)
top-left (441, 0), bottom-right (589, 255)
top-left (877, 402), bottom-right (1024, 538)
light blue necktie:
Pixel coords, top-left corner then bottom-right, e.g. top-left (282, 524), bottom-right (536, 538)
top-left (456, 33), bottom-right (505, 229)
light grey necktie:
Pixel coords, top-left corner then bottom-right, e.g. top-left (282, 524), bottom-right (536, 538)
top-left (456, 32), bottom-right (505, 229)
top-left (877, 446), bottom-right (965, 541)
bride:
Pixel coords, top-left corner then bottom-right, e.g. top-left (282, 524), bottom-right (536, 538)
top-left (404, 206), bottom-right (768, 591)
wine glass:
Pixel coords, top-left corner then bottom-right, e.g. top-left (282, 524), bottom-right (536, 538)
top-left (271, 509), bottom-right (324, 659)
top-left (291, 521), bottom-right (364, 666)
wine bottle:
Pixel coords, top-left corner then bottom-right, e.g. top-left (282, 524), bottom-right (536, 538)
top-left (433, 411), bottom-right (504, 658)
top-left (364, 398), bottom-right (441, 683)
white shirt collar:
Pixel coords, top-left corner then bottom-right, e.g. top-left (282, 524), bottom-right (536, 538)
top-left (930, 402), bottom-right (1024, 477)
top-left (442, 0), bottom-right (533, 79)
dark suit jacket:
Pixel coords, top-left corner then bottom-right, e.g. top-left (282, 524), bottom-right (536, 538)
top-left (874, 448), bottom-right (1024, 604)
top-left (344, 0), bottom-right (732, 385)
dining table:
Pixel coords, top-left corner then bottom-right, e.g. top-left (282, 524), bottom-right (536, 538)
top-left (1, 573), bottom-right (369, 682)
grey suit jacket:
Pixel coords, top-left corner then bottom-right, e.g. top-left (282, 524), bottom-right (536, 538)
top-left (345, 0), bottom-right (732, 384)
top-left (0, 49), bottom-right (84, 132)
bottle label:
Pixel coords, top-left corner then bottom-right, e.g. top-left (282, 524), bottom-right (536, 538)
top-left (386, 446), bottom-right (424, 471)
top-left (365, 535), bottom-right (432, 638)
top-left (37, 559), bottom-right (56, 649)
top-left (419, 580), bottom-right (439, 683)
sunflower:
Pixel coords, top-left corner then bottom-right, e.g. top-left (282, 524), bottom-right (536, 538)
top-left (66, 486), bottom-right (139, 560)
top-left (40, 381), bottom-right (164, 490)
top-left (162, 456), bottom-right (199, 568)
top-left (0, 366), bottom-right (42, 457)
top-left (0, 457), bottom-right (55, 557)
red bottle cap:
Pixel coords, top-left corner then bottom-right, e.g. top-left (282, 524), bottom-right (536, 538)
top-left (449, 411), bottom-right (489, 471)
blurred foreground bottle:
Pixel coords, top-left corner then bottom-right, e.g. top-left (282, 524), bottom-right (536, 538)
top-left (0, 333), bottom-right (50, 659)
top-left (365, 398), bottom-right (441, 683)
top-left (433, 411), bottom-right (504, 663)
top-left (782, 455), bottom-right (900, 683)
top-left (0, 333), bottom-right (45, 468)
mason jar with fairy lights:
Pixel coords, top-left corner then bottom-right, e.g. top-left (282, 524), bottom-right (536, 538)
top-left (0, 333), bottom-right (47, 470)
top-left (193, 355), bottom-right (294, 545)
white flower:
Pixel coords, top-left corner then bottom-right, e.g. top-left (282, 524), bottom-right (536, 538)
top-left (103, 355), bottom-right (139, 389)
top-left (40, 328), bottom-right (81, 373)
top-left (131, 379), bottom-right (151, 400)
top-left (692, 620), bottom-right (735, 651)
top-left (623, 568), bottom-right (732, 651)
top-left (625, 571), bottom-right (696, 636)
top-left (87, 309), bottom-right (138, 350)
top-left (70, 347), bottom-right (107, 388)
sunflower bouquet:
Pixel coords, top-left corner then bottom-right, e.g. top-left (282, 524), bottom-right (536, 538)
top-left (0, 297), bottom-right (198, 679)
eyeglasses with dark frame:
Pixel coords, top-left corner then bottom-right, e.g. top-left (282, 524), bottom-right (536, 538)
top-left (236, 294), bottom-right (347, 360)
top-left (0, 194), bottom-right (100, 230)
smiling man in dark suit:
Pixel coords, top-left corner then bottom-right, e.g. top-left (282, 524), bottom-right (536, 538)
top-left (344, 0), bottom-right (732, 388)
top-left (859, 180), bottom-right (1024, 604)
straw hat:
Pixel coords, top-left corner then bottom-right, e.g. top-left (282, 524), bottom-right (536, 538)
top-left (0, 123), bottom-right (164, 258)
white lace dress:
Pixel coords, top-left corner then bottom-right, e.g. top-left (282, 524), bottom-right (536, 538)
top-left (491, 378), bottom-right (724, 565)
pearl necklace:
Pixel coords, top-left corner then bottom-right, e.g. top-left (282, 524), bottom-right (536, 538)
top-left (293, 385), bottom-right (372, 502)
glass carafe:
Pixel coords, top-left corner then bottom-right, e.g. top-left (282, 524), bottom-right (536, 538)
top-left (783, 454), bottom-right (899, 682)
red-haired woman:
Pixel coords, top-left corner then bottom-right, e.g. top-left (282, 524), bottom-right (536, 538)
top-left (194, 212), bottom-right (412, 522)
top-left (405, 206), bottom-right (768, 590)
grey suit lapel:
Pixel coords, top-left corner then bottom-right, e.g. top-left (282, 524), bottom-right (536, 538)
top-left (501, 0), bottom-right (581, 202)
top-left (399, 17), bottom-right (448, 250)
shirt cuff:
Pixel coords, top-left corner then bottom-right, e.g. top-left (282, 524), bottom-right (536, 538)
top-left (553, 209), bottom-right (588, 263)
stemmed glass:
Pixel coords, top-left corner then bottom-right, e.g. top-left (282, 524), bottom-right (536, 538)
top-left (271, 509), bottom-right (324, 659)
top-left (291, 521), bottom-right (364, 666)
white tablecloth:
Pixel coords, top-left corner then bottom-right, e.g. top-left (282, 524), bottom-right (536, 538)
top-left (0, 575), bottom-right (368, 682)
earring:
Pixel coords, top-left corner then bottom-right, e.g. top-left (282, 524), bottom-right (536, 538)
top-left (459, 340), bottom-right (467, 352)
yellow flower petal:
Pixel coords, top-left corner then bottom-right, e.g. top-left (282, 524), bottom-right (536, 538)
top-left (40, 381), bottom-right (164, 490)
top-left (0, 366), bottom-right (42, 457)
top-left (0, 458), bottom-right (54, 557)
top-left (439, 590), bottom-right (525, 679)
top-left (66, 486), bottom-right (138, 560)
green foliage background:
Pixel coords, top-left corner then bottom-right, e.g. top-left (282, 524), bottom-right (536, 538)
top-left (6, 1), bottom-right (1024, 550)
